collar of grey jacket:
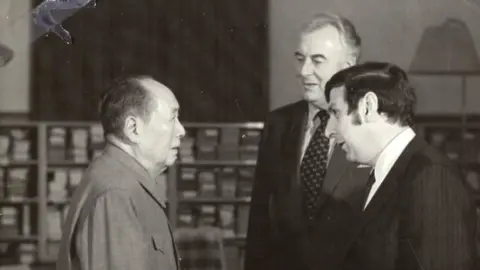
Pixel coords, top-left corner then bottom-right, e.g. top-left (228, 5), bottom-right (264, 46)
top-left (104, 143), bottom-right (167, 206)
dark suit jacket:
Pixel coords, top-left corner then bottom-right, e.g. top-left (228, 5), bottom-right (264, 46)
top-left (341, 135), bottom-right (477, 270)
top-left (56, 144), bottom-right (178, 270)
top-left (244, 101), bottom-right (371, 270)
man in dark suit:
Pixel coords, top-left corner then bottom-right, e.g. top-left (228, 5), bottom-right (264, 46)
top-left (244, 13), bottom-right (371, 270)
top-left (324, 62), bottom-right (478, 270)
top-left (56, 76), bottom-right (185, 270)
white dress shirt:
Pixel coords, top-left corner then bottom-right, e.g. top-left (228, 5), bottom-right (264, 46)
top-left (363, 127), bottom-right (416, 209)
top-left (300, 105), bottom-right (336, 163)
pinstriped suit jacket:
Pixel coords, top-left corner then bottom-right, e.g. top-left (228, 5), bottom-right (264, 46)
top-left (342, 135), bottom-right (477, 270)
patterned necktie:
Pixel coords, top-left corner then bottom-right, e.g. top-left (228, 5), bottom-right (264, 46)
top-left (300, 110), bottom-right (330, 220)
top-left (363, 171), bottom-right (376, 210)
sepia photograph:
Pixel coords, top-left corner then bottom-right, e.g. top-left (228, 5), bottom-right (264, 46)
top-left (0, 0), bottom-right (479, 269)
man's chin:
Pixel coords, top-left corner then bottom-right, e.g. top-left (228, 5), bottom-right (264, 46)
top-left (165, 155), bottom-right (178, 167)
top-left (303, 90), bottom-right (317, 101)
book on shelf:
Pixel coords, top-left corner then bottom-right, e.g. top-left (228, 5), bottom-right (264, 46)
top-left (0, 128), bottom-right (34, 164)
top-left (219, 167), bottom-right (237, 198)
top-left (198, 170), bottom-right (216, 198)
top-left (0, 133), bottom-right (10, 164)
top-left (177, 205), bottom-right (196, 228)
top-left (90, 124), bottom-right (105, 159)
top-left (219, 205), bottom-right (235, 237)
top-left (0, 206), bottom-right (19, 235)
top-left (70, 128), bottom-right (89, 163)
top-left (48, 169), bottom-right (68, 202)
top-left (179, 136), bottom-right (195, 162)
top-left (198, 204), bottom-right (216, 227)
top-left (197, 128), bottom-right (219, 145)
top-left (9, 129), bottom-right (32, 162)
top-left (48, 127), bottom-right (67, 161)
top-left (236, 205), bottom-right (249, 237)
top-left (178, 167), bottom-right (197, 199)
top-left (237, 168), bottom-right (254, 198)
top-left (6, 169), bottom-right (29, 201)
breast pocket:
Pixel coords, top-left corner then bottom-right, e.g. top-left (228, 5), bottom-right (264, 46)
top-left (151, 233), bottom-right (165, 253)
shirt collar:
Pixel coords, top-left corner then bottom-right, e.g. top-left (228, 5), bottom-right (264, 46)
top-left (104, 143), bottom-right (167, 206)
top-left (374, 127), bottom-right (416, 182)
top-left (307, 103), bottom-right (321, 122)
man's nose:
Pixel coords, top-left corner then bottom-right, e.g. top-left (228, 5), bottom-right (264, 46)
top-left (300, 58), bottom-right (314, 76)
top-left (177, 119), bottom-right (186, 138)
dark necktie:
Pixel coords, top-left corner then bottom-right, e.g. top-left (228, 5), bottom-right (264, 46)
top-left (363, 171), bottom-right (376, 210)
top-left (300, 110), bottom-right (330, 220)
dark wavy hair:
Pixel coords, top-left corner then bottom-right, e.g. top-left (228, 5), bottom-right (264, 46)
top-left (325, 62), bottom-right (416, 127)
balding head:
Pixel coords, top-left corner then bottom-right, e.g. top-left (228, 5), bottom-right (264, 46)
top-left (99, 75), bottom-right (185, 175)
top-left (99, 75), bottom-right (155, 142)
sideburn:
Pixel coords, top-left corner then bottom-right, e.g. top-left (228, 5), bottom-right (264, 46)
top-left (351, 111), bottom-right (362, 125)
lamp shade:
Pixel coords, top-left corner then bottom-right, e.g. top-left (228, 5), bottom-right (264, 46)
top-left (409, 18), bottom-right (480, 72)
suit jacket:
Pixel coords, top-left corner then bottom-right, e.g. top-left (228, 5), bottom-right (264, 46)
top-left (244, 100), bottom-right (371, 270)
top-left (341, 135), bottom-right (478, 270)
top-left (56, 144), bottom-right (178, 270)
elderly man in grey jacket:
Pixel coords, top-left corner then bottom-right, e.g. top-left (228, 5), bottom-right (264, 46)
top-left (56, 75), bottom-right (185, 270)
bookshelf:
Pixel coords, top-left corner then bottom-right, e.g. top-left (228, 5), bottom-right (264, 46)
top-left (0, 120), bottom-right (479, 267)
top-left (0, 121), bottom-right (261, 268)
top-left (0, 122), bottom-right (39, 266)
top-left (167, 123), bottom-right (262, 270)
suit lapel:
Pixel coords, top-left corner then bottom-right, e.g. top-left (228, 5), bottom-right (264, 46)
top-left (315, 146), bottom-right (352, 209)
top-left (283, 101), bottom-right (308, 183)
top-left (357, 136), bottom-right (425, 231)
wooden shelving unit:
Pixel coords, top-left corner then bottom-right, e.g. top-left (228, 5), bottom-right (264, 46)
top-left (0, 120), bottom-right (479, 268)
top-left (0, 121), bottom-right (262, 268)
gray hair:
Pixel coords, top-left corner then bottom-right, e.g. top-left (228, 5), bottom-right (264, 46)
top-left (301, 12), bottom-right (362, 62)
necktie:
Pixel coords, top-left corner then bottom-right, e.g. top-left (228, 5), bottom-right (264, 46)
top-left (363, 171), bottom-right (376, 210)
top-left (300, 110), bottom-right (330, 220)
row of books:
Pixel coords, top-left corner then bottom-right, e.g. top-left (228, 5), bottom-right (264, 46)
top-left (0, 243), bottom-right (36, 265)
top-left (177, 205), bottom-right (249, 238)
top-left (0, 128), bottom-right (35, 163)
top-left (180, 128), bottom-right (261, 161)
top-left (0, 205), bottom-right (33, 236)
top-left (48, 126), bottom-right (104, 162)
top-left (0, 168), bottom-right (31, 200)
top-left (189, 127), bottom-right (262, 146)
top-left (178, 167), bottom-right (254, 199)
top-left (47, 169), bottom-right (84, 202)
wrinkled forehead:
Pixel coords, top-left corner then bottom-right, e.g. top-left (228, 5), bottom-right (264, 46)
top-left (297, 25), bottom-right (344, 55)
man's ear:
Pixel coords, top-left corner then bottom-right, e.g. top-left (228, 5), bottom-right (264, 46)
top-left (363, 92), bottom-right (380, 123)
top-left (123, 115), bottom-right (142, 143)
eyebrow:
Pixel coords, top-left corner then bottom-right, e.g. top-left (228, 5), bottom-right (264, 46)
top-left (311, 54), bottom-right (327, 61)
top-left (294, 52), bottom-right (327, 61)
top-left (294, 51), bottom-right (304, 58)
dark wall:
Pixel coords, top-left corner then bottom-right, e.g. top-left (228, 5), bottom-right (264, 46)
top-left (31, 0), bottom-right (269, 122)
